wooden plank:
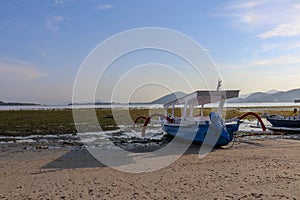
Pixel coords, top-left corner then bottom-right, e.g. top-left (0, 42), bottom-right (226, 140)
top-left (163, 90), bottom-right (240, 107)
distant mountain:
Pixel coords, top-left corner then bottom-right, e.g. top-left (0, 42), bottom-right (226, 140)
top-left (229, 88), bottom-right (300, 103)
top-left (150, 91), bottom-right (187, 104)
top-left (0, 100), bottom-right (40, 106)
top-left (266, 90), bottom-right (280, 94)
top-left (69, 100), bottom-right (110, 105)
top-left (67, 88), bottom-right (300, 106)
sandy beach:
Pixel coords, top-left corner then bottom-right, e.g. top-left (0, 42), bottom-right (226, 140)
top-left (1, 138), bottom-right (300, 199)
top-left (2, 1), bottom-right (300, 199)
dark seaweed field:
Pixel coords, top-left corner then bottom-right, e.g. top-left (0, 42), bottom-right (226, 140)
top-left (0, 107), bottom-right (297, 136)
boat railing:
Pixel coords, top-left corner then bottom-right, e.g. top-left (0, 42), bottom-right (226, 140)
top-left (195, 116), bottom-right (210, 122)
top-left (285, 116), bottom-right (300, 120)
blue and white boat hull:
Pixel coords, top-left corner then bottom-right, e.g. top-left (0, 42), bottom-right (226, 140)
top-left (163, 123), bottom-right (239, 146)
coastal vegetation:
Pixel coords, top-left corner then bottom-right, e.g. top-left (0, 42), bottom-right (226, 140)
top-left (0, 107), bottom-right (297, 136)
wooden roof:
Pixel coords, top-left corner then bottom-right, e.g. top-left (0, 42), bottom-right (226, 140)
top-left (163, 90), bottom-right (240, 107)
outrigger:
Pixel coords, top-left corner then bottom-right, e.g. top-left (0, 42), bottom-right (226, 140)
top-left (133, 84), bottom-right (266, 147)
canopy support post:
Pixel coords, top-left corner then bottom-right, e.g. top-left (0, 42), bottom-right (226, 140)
top-left (190, 105), bottom-right (194, 117)
top-left (183, 101), bottom-right (188, 119)
top-left (172, 104), bottom-right (175, 118)
top-left (218, 99), bottom-right (225, 118)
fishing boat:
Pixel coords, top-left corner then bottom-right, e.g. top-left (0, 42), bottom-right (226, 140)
top-left (266, 115), bottom-right (300, 128)
top-left (265, 100), bottom-right (300, 129)
top-left (161, 90), bottom-right (241, 146)
top-left (133, 84), bottom-right (266, 146)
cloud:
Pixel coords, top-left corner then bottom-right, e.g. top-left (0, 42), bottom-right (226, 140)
top-left (284, 42), bottom-right (300, 51)
top-left (0, 56), bottom-right (47, 82)
top-left (97, 4), bottom-right (114, 10)
top-left (225, 1), bottom-right (262, 9)
top-left (219, 54), bottom-right (300, 72)
top-left (249, 54), bottom-right (300, 66)
top-left (222, 0), bottom-right (300, 38)
top-left (261, 43), bottom-right (282, 51)
top-left (221, 0), bottom-right (271, 26)
top-left (260, 41), bottom-right (300, 52)
top-left (46, 16), bottom-right (69, 33)
top-left (54, 0), bottom-right (69, 6)
top-left (258, 23), bottom-right (300, 39)
top-left (241, 12), bottom-right (259, 24)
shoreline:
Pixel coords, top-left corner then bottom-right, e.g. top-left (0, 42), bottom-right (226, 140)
top-left (1, 128), bottom-right (300, 153)
top-left (0, 102), bottom-right (300, 114)
top-left (1, 138), bottom-right (300, 199)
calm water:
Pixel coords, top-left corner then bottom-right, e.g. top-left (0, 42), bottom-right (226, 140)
top-left (0, 102), bottom-right (299, 111)
top-left (0, 104), bottom-right (163, 110)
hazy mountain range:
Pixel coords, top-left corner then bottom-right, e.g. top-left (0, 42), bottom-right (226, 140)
top-left (149, 88), bottom-right (300, 104)
top-left (228, 88), bottom-right (300, 103)
top-left (150, 91), bottom-right (187, 104)
top-left (2, 88), bottom-right (300, 106)
top-left (69, 92), bottom-right (188, 105)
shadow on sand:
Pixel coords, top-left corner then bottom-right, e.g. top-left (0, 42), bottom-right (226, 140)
top-left (41, 142), bottom-right (217, 170)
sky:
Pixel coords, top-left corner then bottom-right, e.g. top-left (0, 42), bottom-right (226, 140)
top-left (1, 0), bottom-right (300, 104)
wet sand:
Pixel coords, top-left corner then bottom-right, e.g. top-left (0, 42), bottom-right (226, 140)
top-left (1, 138), bottom-right (300, 199)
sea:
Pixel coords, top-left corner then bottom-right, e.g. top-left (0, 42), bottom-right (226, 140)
top-left (0, 102), bottom-right (299, 111)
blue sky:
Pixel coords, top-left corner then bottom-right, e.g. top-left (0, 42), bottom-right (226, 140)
top-left (1, 0), bottom-right (300, 104)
